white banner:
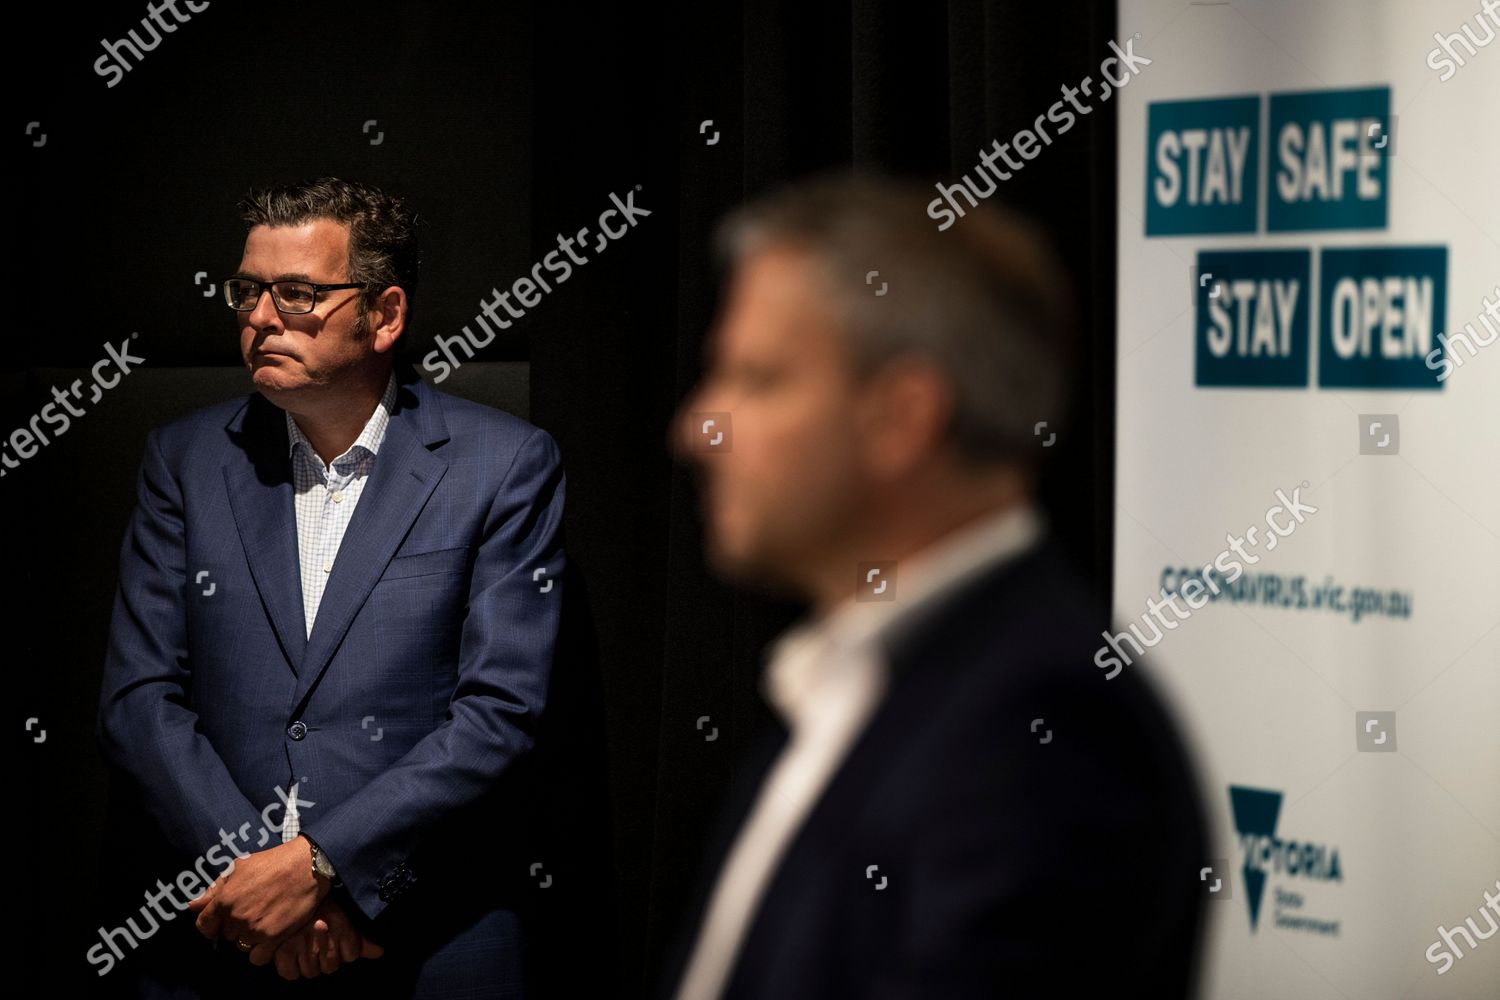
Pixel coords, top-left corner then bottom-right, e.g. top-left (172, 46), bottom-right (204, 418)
top-left (1115, 1), bottom-right (1500, 997)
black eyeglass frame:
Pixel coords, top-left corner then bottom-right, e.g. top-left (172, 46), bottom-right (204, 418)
top-left (223, 277), bottom-right (372, 315)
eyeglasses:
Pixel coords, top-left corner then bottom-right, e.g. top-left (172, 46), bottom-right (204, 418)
top-left (223, 277), bottom-right (369, 315)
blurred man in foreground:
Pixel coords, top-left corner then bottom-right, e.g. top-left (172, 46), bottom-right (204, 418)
top-left (665, 173), bottom-right (1209, 998)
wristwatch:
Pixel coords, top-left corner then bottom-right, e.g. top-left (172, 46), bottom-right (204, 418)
top-left (303, 835), bottom-right (342, 888)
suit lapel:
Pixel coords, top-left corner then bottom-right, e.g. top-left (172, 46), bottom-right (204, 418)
top-left (224, 393), bottom-right (308, 675)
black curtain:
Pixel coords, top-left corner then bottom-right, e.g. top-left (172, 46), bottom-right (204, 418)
top-left (13, 2), bottom-right (1117, 996)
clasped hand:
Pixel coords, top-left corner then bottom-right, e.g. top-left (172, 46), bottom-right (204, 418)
top-left (187, 838), bottom-right (384, 980)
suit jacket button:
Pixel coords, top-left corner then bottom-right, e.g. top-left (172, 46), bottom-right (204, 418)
top-left (287, 721), bottom-right (307, 740)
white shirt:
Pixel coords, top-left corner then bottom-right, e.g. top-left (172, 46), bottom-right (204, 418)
top-left (286, 372), bottom-right (398, 639)
top-left (672, 502), bottom-right (1045, 1000)
top-left (278, 371), bottom-right (397, 844)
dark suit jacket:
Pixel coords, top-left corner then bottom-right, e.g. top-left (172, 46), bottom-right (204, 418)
top-left (95, 363), bottom-right (567, 998)
top-left (661, 539), bottom-right (1209, 999)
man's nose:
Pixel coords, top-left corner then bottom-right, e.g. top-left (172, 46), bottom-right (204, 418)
top-left (247, 288), bottom-right (282, 329)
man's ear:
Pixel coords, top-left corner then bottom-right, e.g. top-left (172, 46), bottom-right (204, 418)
top-left (370, 286), bottom-right (408, 355)
top-left (861, 356), bottom-right (954, 480)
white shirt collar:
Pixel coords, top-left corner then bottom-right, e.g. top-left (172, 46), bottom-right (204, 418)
top-left (763, 502), bottom-right (1044, 726)
top-left (285, 371), bottom-right (398, 469)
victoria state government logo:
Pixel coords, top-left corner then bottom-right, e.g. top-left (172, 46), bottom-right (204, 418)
top-left (1229, 785), bottom-right (1344, 936)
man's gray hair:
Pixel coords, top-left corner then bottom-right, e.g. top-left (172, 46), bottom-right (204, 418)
top-left (713, 172), bottom-right (1074, 466)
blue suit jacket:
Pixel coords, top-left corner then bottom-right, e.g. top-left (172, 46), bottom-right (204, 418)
top-left (96, 364), bottom-right (566, 997)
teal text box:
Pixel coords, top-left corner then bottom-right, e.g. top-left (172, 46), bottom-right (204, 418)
top-left (1195, 249), bottom-right (1312, 387)
top-left (1146, 95), bottom-right (1260, 236)
top-left (1267, 87), bottom-right (1390, 232)
top-left (1318, 246), bottom-right (1447, 389)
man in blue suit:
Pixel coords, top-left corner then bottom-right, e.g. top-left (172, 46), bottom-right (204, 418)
top-left (96, 177), bottom-right (566, 996)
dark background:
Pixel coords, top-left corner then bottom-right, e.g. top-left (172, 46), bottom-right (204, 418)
top-left (11, 1), bottom-right (1118, 995)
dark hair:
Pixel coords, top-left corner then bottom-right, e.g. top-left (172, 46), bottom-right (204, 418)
top-left (237, 176), bottom-right (419, 356)
top-left (713, 171), bottom-right (1076, 467)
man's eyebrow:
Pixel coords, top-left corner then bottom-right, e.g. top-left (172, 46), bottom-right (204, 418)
top-left (228, 270), bottom-right (319, 283)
